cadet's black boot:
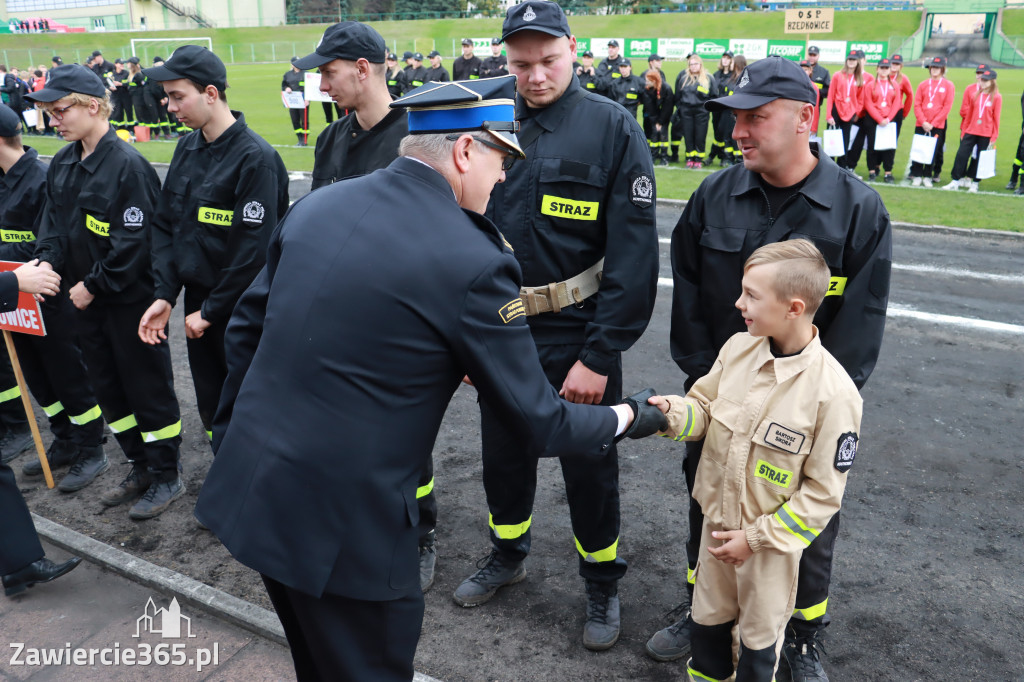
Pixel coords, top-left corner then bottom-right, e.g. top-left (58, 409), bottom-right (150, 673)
top-left (669, 148), bottom-right (680, 163)
top-left (3, 557), bottom-right (82, 596)
top-left (646, 600), bottom-right (693, 661)
top-left (129, 476), bottom-right (186, 520)
top-left (583, 579), bottom-right (620, 651)
top-left (0, 426), bottom-right (33, 464)
top-left (419, 530), bottom-right (437, 592)
top-left (452, 550), bottom-right (525, 607)
top-left (100, 463), bottom-right (151, 506)
top-left (57, 445), bottom-right (109, 492)
top-left (23, 438), bottom-right (78, 477)
top-left (781, 626), bottom-right (830, 682)
top-left (1005, 175), bottom-right (1018, 191)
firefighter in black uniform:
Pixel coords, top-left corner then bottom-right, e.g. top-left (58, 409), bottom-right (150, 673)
top-left (0, 105), bottom-right (105, 489)
top-left (596, 39), bottom-right (625, 97)
top-left (641, 53), bottom-right (667, 85)
top-left (452, 38), bottom-right (482, 81)
top-left (107, 59), bottom-right (132, 130)
top-left (0, 259), bottom-right (83, 599)
top-left (807, 45), bottom-right (830, 137)
top-left (127, 58), bottom-right (153, 136)
top-left (480, 38), bottom-right (507, 78)
top-left (139, 46), bottom-right (288, 449)
top-left (611, 59), bottom-right (642, 119)
top-left (301, 23), bottom-right (409, 191)
top-left (28, 65), bottom-right (184, 520)
top-left (281, 57), bottom-right (309, 146)
top-left (708, 50), bottom-right (735, 165)
top-left (645, 57), bottom-right (892, 682)
top-left (146, 58), bottom-right (174, 139)
top-left (88, 51), bottom-right (115, 81)
top-left (406, 53), bottom-right (428, 91)
top-left (385, 52), bottom-right (407, 98)
top-left (453, 2), bottom-right (659, 652)
top-left (575, 50), bottom-right (599, 93)
top-left (424, 50), bottom-right (450, 83)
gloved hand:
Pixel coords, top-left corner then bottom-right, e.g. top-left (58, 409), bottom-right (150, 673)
top-left (618, 388), bottom-right (668, 440)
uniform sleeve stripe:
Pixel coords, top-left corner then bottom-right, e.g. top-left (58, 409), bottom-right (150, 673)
top-left (673, 403), bottom-right (695, 441)
top-left (774, 502), bottom-right (819, 547)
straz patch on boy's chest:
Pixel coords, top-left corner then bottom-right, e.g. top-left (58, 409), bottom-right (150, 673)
top-left (763, 422), bottom-right (805, 454)
top-left (755, 460), bottom-right (793, 487)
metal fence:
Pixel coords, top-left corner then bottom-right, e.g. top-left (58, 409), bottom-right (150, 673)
top-left (991, 34), bottom-right (1024, 66)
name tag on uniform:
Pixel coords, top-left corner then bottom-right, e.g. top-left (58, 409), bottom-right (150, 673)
top-left (541, 195), bottom-right (599, 221)
top-left (764, 422), bottom-right (805, 454)
top-left (85, 214), bottom-right (110, 237)
top-left (198, 207), bottom-right (234, 226)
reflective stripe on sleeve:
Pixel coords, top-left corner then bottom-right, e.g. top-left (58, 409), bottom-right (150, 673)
top-left (416, 477), bottom-right (435, 499)
top-left (774, 502), bottom-right (819, 547)
top-left (488, 513), bottom-right (531, 540)
top-left (687, 564), bottom-right (696, 585)
top-left (687, 664), bottom-right (727, 682)
top-left (141, 420), bottom-right (182, 443)
top-left (575, 536), bottom-right (619, 563)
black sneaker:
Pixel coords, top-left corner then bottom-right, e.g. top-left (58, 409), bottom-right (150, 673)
top-left (867, 170), bottom-right (878, 182)
top-left (23, 438), bottom-right (78, 477)
top-left (129, 477), bottom-right (186, 520)
top-left (100, 464), bottom-right (152, 506)
top-left (0, 427), bottom-right (34, 464)
top-left (57, 446), bottom-right (109, 492)
top-left (1005, 179), bottom-right (1017, 191)
top-left (781, 630), bottom-right (829, 682)
top-left (452, 551), bottom-right (525, 607)
top-left (884, 174), bottom-right (895, 184)
top-left (583, 580), bottom-right (621, 651)
top-left (419, 530), bottom-right (437, 593)
top-left (645, 601), bottom-right (693, 662)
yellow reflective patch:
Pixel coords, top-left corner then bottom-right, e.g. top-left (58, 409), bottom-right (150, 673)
top-left (0, 229), bottom-right (34, 242)
top-left (198, 207), bottom-right (234, 226)
top-left (697, 85), bottom-right (709, 94)
top-left (755, 459), bottom-right (793, 487)
top-left (499, 298), bottom-right (525, 324)
top-left (541, 195), bottom-right (599, 221)
top-left (85, 214), bottom-right (110, 237)
top-left (826, 276), bottom-right (848, 297)
top-left (626, 93), bottom-right (638, 99)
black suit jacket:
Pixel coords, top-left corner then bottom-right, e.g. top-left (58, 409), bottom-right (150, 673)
top-left (195, 157), bottom-right (617, 601)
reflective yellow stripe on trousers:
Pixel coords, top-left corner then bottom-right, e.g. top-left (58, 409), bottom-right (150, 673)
top-left (575, 536), bottom-right (619, 563)
top-left (792, 598), bottom-right (828, 622)
top-left (0, 386), bottom-right (21, 403)
top-left (416, 477), bottom-right (434, 499)
top-left (69, 405), bottom-right (103, 425)
top-left (489, 514), bottom-right (531, 540)
top-left (107, 414), bottom-right (138, 434)
top-left (142, 420), bottom-right (182, 443)
top-left (42, 401), bottom-right (64, 417)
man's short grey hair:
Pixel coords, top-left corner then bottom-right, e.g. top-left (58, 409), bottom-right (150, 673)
top-left (399, 133), bottom-right (458, 167)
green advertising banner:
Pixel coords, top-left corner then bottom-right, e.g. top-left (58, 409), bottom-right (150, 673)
top-left (767, 40), bottom-right (806, 61)
top-left (625, 38), bottom-right (658, 59)
top-left (576, 38), bottom-right (591, 57)
top-left (847, 41), bottom-right (888, 62)
top-left (692, 38), bottom-right (730, 59)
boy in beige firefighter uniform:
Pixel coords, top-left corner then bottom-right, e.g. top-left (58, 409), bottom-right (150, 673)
top-left (649, 240), bottom-right (862, 682)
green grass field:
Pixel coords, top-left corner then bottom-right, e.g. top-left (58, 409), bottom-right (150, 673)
top-left (8, 10), bottom-right (1024, 231)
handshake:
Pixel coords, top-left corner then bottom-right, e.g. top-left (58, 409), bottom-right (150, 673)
top-left (618, 388), bottom-right (668, 441)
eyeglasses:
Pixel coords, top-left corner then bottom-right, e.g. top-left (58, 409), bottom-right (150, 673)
top-left (447, 134), bottom-right (517, 171)
top-left (48, 102), bottom-right (79, 120)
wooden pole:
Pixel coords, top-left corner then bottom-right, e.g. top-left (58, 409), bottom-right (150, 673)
top-left (3, 330), bottom-right (53, 488)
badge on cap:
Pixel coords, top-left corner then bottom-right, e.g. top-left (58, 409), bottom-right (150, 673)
top-left (523, 5), bottom-right (536, 21)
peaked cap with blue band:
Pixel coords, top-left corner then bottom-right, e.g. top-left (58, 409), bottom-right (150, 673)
top-left (390, 75), bottom-right (525, 158)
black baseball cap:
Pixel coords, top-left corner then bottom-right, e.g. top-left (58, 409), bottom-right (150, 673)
top-left (387, 52), bottom-right (397, 61)
top-left (293, 21), bottom-right (386, 70)
top-left (153, 56), bottom-right (163, 63)
top-left (976, 63), bottom-right (988, 73)
top-left (890, 53), bottom-right (903, 64)
top-left (619, 59), bottom-right (631, 67)
top-left (607, 39), bottom-right (619, 47)
top-left (26, 63), bottom-right (107, 102)
top-left (403, 50), bottom-right (414, 60)
top-left (722, 50), bottom-right (734, 58)
top-left (114, 58), bottom-right (124, 65)
top-left (461, 38), bottom-right (473, 46)
top-left (91, 50), bottom-right (102, 57)
top-left (928, 56), bottom-right (947, 68)
top-left (846, 49), bottom-right (863, 60)
top-left (799, 60), bottom-right (811, 68)
top-left (808, 45), bottom-right (820, 54)
top-left (413, 52), bottom-right (424, 61)
top-left (51, 56), bottom-right (62, 64)
top-left (144, 45), bottom-right (227, 91)
top-left (290, 56), bottom-right (299, 64)
top-left (705, 55), bottom-right (816, 112)
top-left (501, 2), bottom-right (571, 42)
top-left (648, 53), bottom-right (662, 62)
top-left (128, 56), bottom-right (140, 65)
top-left (428, 50), bottom-right (441, 58)
top-left (582, 50), bottom-right (594, 58)
top-left (980, 68), bottom-right (997, 80)
top-left (0, 104), bottom-right (22, 137)
top-left (877, 58), bottom-right (891, 68)
top-left (491, 37), bottom-right (502, 45)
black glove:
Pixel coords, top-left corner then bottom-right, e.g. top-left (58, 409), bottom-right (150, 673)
top-left (618, 388), bottom-right (668, 441)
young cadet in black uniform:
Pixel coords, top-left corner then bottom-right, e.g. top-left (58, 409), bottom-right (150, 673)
top-left (424, 51), bottom-right (450, 84)
top-left (146, 58), bottom-right (174, 139)
top-left (646, 58), bottom-right (891, 682)
top-left (611, 59), bottom-right (642, 118)
top-left (807, 45), bottom-right (831, 137)
top-left (299, 23), bottom-right (409, 191)
top-left (405, 52), bottom-right (428, 91)
top-left (107, 59), bottom-right (132, 130)
top-left (28, 65), bottom-right (185, 520)
top-left (126, 58), bottom-right (154, 136)
top-left (480, 38), bottom-right (507, 78)
top-left (596, 39), bottom-right (625, 97)
top-left (454, 2), bottom-right (659, 652)
top-left (0, 105), bottom-right (105, 489)
top-left (708, 50), bottom-right (734, 165)
top-left (0, 259), bottom-right (84, 598)
top-left (452, 38), bottom-right (482, 81)
top-left (194, 75), bottom-right (666, 682)
top-left (88, 51), bottom-right (115, 82)
top-left (385, 52), bottom-right (407, 98)
top-left (139, 46), bottom-right (288, 446)
top-left (281, 57), bottom-right (309, 146)
top-left (574, 50), bottom-right (599, 93)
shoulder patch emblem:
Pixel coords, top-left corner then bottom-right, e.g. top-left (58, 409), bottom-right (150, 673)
top-left (630, 174), bottom-right (653, 208)
top-left (834, 432), bottom-right (858, 472)
top-left (123, 207), bottom-right (144, 230)
top-left (499, 297), bottom-right (525, 324)
top-left (242, 201), bottom-right (265, 224)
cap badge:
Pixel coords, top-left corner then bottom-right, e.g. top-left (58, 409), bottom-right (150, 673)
top-left (523, 5), bottom-right (536, 21)
top-left (737, 69), bottom-right (750, 89)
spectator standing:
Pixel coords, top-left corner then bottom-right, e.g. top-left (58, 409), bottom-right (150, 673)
top-left (825, 50), bottom-right (865, 170)
top-left (944, 68), bottom-right (1001, 193)
top-left (640, 69), bottom-right (672, 166)
top-left (864, 58), bottom-right (899, 184)
top-left (909, 56), bottom-right (954, 187)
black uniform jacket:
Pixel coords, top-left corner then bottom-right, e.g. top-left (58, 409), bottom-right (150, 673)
top-left (0, 271), bottom-right (17, 311)
top-left (811, 63), bottom-right (831, 100)
top-left (640, 83), bottom-right (674, 127)
top-left (485, 77), bottom-right (659, 375)
top-left (281, 69), bottom-right (304, 95)
top-left (611, 74), bottom-right (643, 115)
top-left (596, 55), bottom-right (625, 94)
top-left (452, 55), bottom-right (482, 80)
top-left (670, 144), bottom-right (892, 389)
top-left (0, 147), bottom-right (47, 261)
top-left (404, 65), bottom-right (428, 90)
top-left (311, 108), bottom-right (408, 190)
top-left (386, 67), bottom-right (407, 98)
top-left (424, 65), bottom-right (450, 84)
top-left (674, 73), bottom-right (720, 110)
top-left (480, 54), bottom-right (507, 79)
top-left (194, 157), bottom-right (618, 600)
top-left (152, 112), bottom-right (288, 325)
top-left (35, 127), bottom-right (162, 305)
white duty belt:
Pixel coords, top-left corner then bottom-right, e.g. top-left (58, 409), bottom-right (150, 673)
top-left (519, 258), bottom-right (604, 316)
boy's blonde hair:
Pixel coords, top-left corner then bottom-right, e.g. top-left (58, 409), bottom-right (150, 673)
top-left (45, 91), bottom-right (112, 119)
top-left (744, 239), bottom-right (830, 315)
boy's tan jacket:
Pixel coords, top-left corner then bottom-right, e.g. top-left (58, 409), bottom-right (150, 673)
top-left (660, 330), bottom-right (863, 554)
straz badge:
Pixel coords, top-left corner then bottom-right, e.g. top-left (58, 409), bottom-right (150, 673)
top-left (764, 422), bottom-right (805, 454)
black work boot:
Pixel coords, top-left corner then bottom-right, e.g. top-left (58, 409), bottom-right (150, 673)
top-left (781, 627), bottom-right (829, 682)
top-left (23, 438), bottom-right (78, 477)
top-left (100, 464), bottom-right (152, 506)
top-left (0, 426), bottom-right (34, 464)
top-left (419, 530), bottom-right (437, 593)
top-left (57, 446), bottom-right (109, 492)
top-left (452, 551), bottom-right (525, 607)
top-left (583, 579), bottom-right (620, 651)
top-left (646, 599), bottom-right (693, 661)
top-left (129, 476), bottom-right (186, 520)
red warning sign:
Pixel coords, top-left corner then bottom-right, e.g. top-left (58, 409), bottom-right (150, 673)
top-left (0, 261), bottom-right (47, 337)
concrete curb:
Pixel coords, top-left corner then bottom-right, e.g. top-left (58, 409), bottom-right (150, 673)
top-left (32, 513), bottom-right (442, 682)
